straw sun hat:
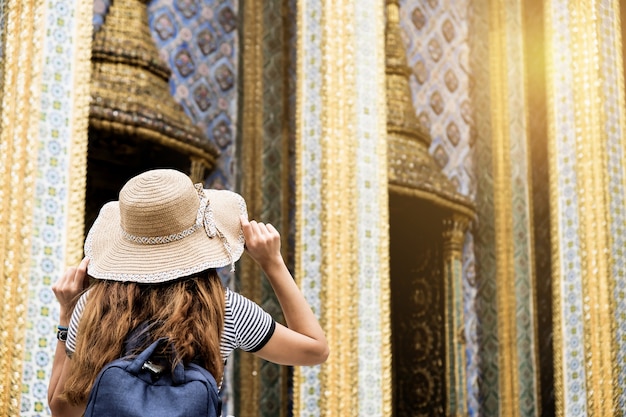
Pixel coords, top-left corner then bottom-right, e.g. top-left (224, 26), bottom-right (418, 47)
top-left (84, 169), bottom-right (248, 283)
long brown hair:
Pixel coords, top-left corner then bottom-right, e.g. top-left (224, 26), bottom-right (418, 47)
top-left (63, 270), bottom-right (225, 405)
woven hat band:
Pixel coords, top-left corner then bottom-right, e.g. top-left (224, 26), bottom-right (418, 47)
top-left (121, 223), bottom-right (201, 245)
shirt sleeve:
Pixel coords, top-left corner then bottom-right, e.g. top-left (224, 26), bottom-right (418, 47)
top-left (66, 290), bottom-right (89, 355)
top-left (221, 288), bottom-right (276, 357)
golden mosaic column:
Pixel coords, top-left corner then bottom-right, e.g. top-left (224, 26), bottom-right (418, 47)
top-left (544, 0), bottom-right (626, 415)
top-left (489, 5), bottom-right (518, 413)
top-left (294, 0), bottom-right (390, 415)
top-left (238, 0), bottom-right (264, 414)
top-left (1, 0), bottom-right (91, 414)
top-left (442, 214), bottom-right (470, 417)
top-left (0, 1), bottom-right (45, 414)
top-left (488, 0), bottom-right (541, 416)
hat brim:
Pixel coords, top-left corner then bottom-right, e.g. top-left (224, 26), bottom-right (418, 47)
top-left (85, 189), bottom-right (247, 283)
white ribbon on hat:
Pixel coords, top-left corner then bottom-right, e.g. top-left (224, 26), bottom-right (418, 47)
top-left (195, 184), bottom-right (235, 272)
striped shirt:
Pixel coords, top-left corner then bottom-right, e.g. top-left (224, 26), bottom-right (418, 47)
top-left (66, 287), bottom-right (275, 361)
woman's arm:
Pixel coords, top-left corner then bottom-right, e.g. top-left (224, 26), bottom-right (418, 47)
top-left (241, 217), bottom-right (329, 366)
top-left (48, 257), bottom-right (89, 417)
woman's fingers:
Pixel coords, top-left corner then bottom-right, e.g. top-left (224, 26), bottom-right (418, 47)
top-left (242, 217), bottom-right (276, 241)
top-left (76, 257), bottom-right (90, 290)
top-left (52, 258), bottom-right (89, 305)
top-left (249, 220), bottom-right (262, 237)
top-left (67, 257), bottom-right (89, 287)
top-left (241, 217), bottom-right (281, 266)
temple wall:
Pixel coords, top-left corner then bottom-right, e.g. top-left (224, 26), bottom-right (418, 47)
top-left (0, 1), bottom-right (92, 415)
top-left (2, 0), bottom-right (626, 416)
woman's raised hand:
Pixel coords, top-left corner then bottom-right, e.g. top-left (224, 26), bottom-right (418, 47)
top-left (52, 257), bottom-right (90, 324)
top-left (240, 216), bottom-right (282, 268)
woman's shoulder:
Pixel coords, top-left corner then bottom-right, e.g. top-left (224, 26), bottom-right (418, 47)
top-left (223, 287), bottom-right (256, 311)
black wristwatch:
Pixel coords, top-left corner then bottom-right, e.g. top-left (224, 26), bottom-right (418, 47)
top-left (57, 326), bottom-right (68, 342)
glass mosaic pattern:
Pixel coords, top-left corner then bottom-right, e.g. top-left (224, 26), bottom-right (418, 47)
top-left (297, 0), bottom-right (324, 413)
top-left (22, 1), bottom-right (80, 414)
top-left (503, 4), bottom-right (540, 416)
top-left (259, 0), bottom-right (290, 413)
top-left (546, 0), bottom-right (626, 413)
top-left (598, 1), bottom-right (626, 409)
top-left (0, 0), bottom-right (6, 77)
top-left (399, 0), bottom-right (474, 198)
top-left (147, 0), bottom-right (239, 190)
top-left (354, 3), bottom-right (388, 415)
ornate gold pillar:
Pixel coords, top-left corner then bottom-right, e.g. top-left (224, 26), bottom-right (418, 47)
top-left (0, 0), bottom-right (93, 416)
top-left (482, 0), bottom-right (543, 415)
top-left (489, 6), bottom-right (517, 414)
top-left (0, 0), bottom-right (92, 414)
top-left (0, 2), bottom-right (44, 413)
top-left (238, 0), bottom-right (264, 413)
top-left (239, 0), bottom-right (290, 415)
top-left (294, 0), bottom-right (391, 415)
top-left (544, 0), bottom-right (626, 415)
top-left (442, 214), bottom-right (471, 417)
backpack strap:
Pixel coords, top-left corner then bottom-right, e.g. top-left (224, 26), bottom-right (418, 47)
top-left (126, 338), bottom-right (185, 384)
top-left (124, 321), bottom-right (157, 355)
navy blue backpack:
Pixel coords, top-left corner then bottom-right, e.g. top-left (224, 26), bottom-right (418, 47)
top-left (84, 338), bottom-right (221, 417)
